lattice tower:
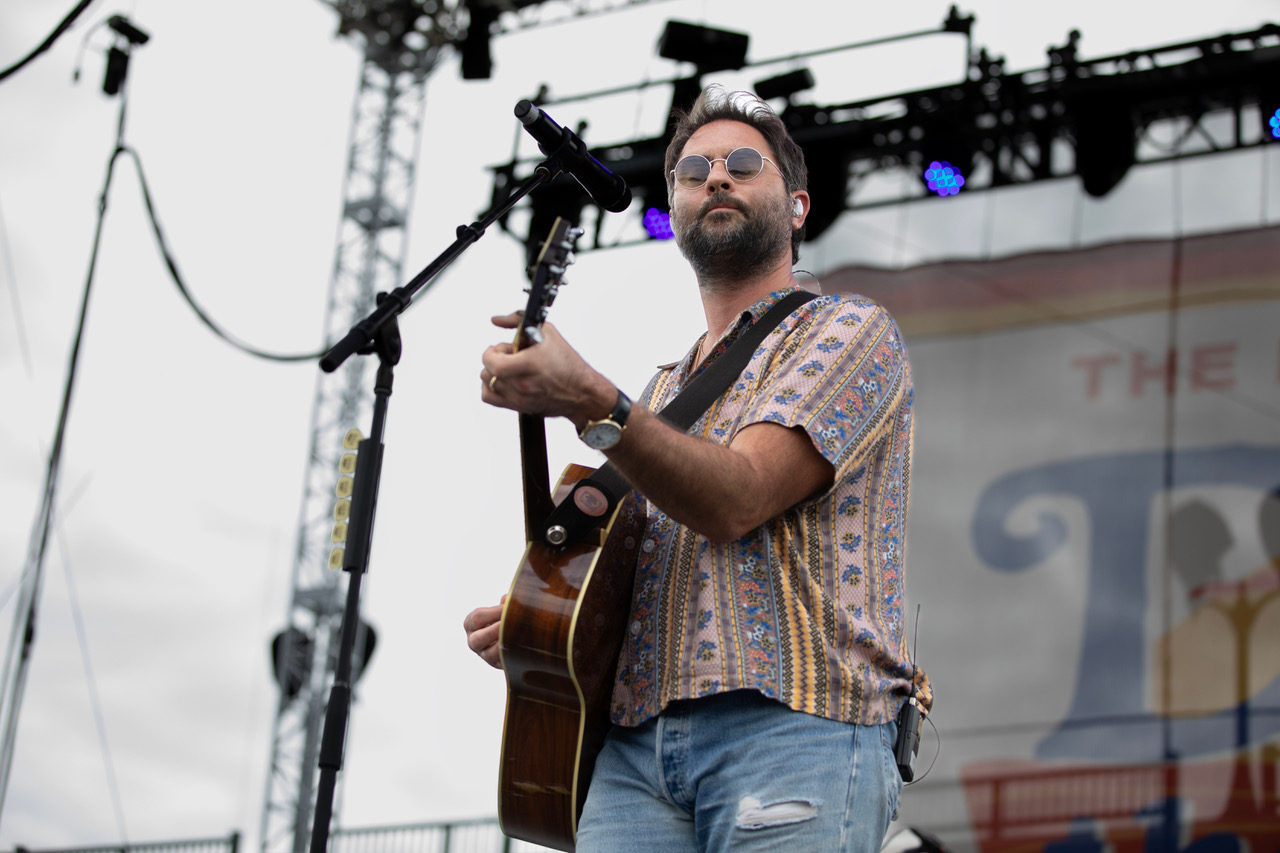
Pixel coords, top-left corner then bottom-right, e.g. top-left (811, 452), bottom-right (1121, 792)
top-left (260, 3), bottom-right (674, 851)
top-left (258, 4), bottom-right (459, 851)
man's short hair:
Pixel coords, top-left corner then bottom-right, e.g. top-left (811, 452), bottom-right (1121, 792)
top-left (664, 86), bottom-right (809, 263)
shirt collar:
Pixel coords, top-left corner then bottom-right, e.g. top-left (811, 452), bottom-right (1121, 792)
top-left (660, 287), bottom-right (807, 375)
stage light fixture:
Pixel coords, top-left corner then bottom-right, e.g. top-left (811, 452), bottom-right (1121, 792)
top-left (796, 139), bottom-right (850, 241)
top-left (754, 69), bottom-right (815, 103)
top-left (460, 4), bottom-right (498, 79)
top-left (102, 46), bottom-right (129, 95)
top-left (99, 14), bottom-right (149, 96)
top-left (106, 14), bottom-right (150, 45)
top-left (1073, 99), bottom-right (1136, 197)
top-left (658, 20), bottom-right (749, 72)
top-left (643, 206), bottom-right (674, 241)
top-left (923, 160), bottom-right (966, 196)
top-left (271, 627), bottom-right (313, 703)
top-left (1267, 106), bottom-right (1280, 140)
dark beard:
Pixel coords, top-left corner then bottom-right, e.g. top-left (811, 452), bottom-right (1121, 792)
top-left (674, 191), bottom-right (792, 285)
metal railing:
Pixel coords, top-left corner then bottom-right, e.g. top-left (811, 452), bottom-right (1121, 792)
top-left (332, 818), bottom-right (548, 853)
top-left (4, 832), bottom-right (241, 853)
top-left (3, 822), bottom-right (557, 853)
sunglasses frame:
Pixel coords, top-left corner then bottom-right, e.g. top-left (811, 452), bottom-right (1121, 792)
top-left (671, 147), bottom-right (781, 190)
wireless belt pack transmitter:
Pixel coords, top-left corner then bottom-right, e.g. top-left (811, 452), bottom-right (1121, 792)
top-left (895, 696), bottom-right (922, 782)
top-left (896, 606), bottom-right (926, 783)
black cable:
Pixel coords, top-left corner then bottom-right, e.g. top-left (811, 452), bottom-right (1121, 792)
top-left (913, 713), bottom-right (941, 784)
top-left (118, 145), bottom-right (328, 363)
top-left (0, 0), bottom-right (99, 84)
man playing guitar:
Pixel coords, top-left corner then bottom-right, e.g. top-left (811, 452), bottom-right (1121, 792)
top-left (465, 85), bottom-right (932, 853)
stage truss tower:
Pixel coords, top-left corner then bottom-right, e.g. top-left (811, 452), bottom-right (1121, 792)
top-left (259, 3), bottom-right (669, 851)
top-left (258, 3), bottom-right (455, 852)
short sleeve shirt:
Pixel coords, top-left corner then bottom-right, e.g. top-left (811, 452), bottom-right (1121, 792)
top-left (610, 288), bottom-right (931, 727)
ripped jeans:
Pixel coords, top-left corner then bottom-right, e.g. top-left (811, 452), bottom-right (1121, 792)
top-left (575, 689), bottom-right (901, 852)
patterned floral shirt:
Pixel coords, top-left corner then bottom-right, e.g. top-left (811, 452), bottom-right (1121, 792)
top-left (610, 288), bottom-right (932, 727)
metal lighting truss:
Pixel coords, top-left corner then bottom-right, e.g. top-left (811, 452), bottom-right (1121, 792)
top-left (261, 3), bottom-right (676, 852)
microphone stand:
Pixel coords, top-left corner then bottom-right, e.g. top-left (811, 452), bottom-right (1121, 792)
top-left (320, 160), bottom-right (561, 373)
top-left (308, 152), bottom-right (570, 853)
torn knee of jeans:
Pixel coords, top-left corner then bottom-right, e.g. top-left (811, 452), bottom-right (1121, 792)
top-left (735, 795), bottom-right (821, 830)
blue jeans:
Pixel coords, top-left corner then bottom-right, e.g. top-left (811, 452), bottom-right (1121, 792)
top-left (575, 690), bottom-right (901, 852)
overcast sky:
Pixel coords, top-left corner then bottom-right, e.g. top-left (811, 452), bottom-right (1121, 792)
top-left (1, 0), bottom-right (1276, 849)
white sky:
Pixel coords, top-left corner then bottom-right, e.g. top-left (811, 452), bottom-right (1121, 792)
top-left (1, 0), bottom-right (1276, 849)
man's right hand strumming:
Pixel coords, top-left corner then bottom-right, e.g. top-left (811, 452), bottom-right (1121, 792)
top-left (462, 596), bottom-right (505, 669)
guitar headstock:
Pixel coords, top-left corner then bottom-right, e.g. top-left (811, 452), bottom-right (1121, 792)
top-left (518, 216), bottom-right (582, 349)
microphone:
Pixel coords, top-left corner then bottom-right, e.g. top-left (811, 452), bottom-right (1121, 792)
top-left (515, 100), bottom-right (632, 213)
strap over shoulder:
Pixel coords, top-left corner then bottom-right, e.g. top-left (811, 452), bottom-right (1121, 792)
top-left (539, 289), bottom-right (819, 548)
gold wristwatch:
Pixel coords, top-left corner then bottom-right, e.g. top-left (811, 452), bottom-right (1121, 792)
top-left (578, 390), bottom-right (631, 450)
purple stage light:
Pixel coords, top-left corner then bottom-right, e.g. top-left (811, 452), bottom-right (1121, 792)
top-left (924, 160), bottom-right (966, 197)
top-left (643, 207), bottom-right (674, 240)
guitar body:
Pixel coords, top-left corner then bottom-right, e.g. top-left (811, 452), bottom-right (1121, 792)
top-left (498, 463), bottom-right (643, 852)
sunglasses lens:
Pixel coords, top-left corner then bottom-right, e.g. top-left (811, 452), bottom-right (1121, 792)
top-left (726, 148), bottom-right (764, 181)
top-left (673, 149), bottom-right (768, 187)
top-left (674, 156), bottom-right (710, 188)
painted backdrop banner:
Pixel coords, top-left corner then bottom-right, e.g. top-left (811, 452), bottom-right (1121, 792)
top-left (822, 225), bottom-right (1280, 852)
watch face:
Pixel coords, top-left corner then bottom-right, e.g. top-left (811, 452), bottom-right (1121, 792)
top-left (582, 421), bottom-right (622, 449)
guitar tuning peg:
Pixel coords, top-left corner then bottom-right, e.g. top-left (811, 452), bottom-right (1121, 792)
top-left (567, 226), bottom-right (585, 240)
top-left (343, 428), bottom-right (364, 450)
top-left (328, 548), bottom-right (345, 570)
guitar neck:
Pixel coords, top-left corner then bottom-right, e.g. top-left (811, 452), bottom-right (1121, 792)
top-left (512, 215), bottom-right (578, 546)
top-left (518, 412), bottom-right (555, 543)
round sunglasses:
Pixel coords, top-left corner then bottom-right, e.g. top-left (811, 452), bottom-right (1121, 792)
top-left (671, 147), bottom-right (781, 189)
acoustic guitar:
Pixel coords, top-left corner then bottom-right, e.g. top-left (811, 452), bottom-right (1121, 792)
top-left (497, 218), bottom-right (643, 852)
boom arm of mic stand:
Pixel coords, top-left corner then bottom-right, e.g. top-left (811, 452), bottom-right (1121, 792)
top-left (319, 161), bottom-right (560, 374)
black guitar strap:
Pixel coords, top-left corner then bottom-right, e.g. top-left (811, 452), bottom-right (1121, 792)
top-left (539, 289), bottom-right (819, 547)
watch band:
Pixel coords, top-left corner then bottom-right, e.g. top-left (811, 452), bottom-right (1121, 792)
top-left (578, 390), bottom-right (631, 447)
top-left (603, 390), bottom-right (631, 428)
